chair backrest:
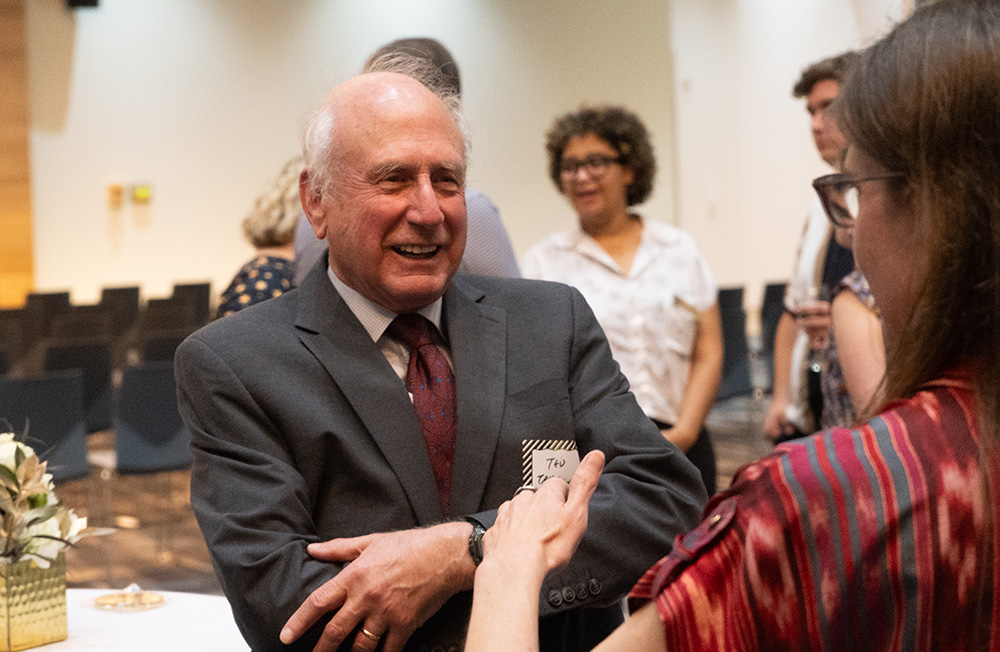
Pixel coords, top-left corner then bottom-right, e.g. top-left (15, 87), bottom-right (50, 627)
top-left (716, 286), bottom-right (753, 400)
top-left (137, 297), bottom-right (197, 333)
top-left (0, 370), bottom-right (90, 482)
top-left (139, 328), bottom-right (194, 363)
top-left (49, 306), bottom-right (113, 340)
top-left (23, 292), bottom-right (71, 344)
top-left (758, 281), bottom-right (788, 390)
top-left (99, 286), bottom-right (140, 336)
top-left (171, 282), bottom-right (211, 327)
top-left (42, 338), bottom-right (114, 433)
top-left (0, 309), bottom-right (25, 373)
top-left (114, 361), bottom-right (192, 474)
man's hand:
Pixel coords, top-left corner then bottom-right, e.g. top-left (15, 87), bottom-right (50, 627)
top-left (280, 521), bottom-right (475, 652)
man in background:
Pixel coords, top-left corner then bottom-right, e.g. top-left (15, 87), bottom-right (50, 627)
top-left (294, 37), bottom-right (520, 285)
top-left (764, 51), bottom-right (858, 441)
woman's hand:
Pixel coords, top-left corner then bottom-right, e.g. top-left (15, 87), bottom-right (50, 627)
top-left (483, 450), bottom-right (605, 582)
top-left (466, 451), bottom-right (605, 652)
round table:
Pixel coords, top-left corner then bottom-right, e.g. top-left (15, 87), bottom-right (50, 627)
top-left (43, 588), bottom-right (250, 651)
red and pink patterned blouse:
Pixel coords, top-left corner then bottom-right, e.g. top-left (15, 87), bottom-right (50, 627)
top-left (630, 371), bottom-right (1000, 651)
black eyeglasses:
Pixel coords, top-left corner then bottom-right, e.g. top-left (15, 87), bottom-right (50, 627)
top-left (812, 172), bottom-right (906, 227)
top-left (559, 154), bottom-right (624, 178)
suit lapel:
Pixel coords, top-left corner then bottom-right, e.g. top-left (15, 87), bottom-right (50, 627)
top-left (294, 262), bottom-right (442, 523)
top-left (444, 276), bottom-right (507, 516)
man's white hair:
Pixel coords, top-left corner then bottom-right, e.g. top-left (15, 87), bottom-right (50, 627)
top-left (301, 54), bottom-right (469, 200)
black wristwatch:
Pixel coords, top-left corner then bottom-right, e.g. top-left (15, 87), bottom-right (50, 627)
top-left (465, 519), bottom-right (486, 565)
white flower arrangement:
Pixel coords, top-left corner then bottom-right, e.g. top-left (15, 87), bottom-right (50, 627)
top-left (0, 431), bottom-right (89, 568)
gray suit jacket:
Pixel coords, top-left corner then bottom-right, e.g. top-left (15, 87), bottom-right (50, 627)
top-left (176, 261), bottom-right (706, 652)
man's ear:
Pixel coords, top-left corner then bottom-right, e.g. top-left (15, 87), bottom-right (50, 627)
top-left (299, 169), bottom-right (328, 240)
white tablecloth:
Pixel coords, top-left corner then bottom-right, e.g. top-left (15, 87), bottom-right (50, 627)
top-left (39, 588), bottom-right (250, 651)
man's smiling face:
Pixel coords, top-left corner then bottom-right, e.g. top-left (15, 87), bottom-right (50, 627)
top-left (303, 73), bottom-right (467, 313)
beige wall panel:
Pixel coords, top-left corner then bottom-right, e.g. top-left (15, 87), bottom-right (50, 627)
top-left (0, 65), bottom-right (30, 118)
top-left (0, 19), bottom-right (24, 55)
top-left (0, 178), bottom-right (31, 207)
top-left (0, 275), bottom-right (33, 308)
top-left (0, 0), bottom-right (33, 308)
top-left (0, 148), bottom-right (30, 182)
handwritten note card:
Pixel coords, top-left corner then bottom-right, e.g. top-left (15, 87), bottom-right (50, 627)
top-left (530, 448), bottom-right (580, 486)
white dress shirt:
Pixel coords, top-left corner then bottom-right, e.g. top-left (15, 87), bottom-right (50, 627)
top-left (326, 268), bottom-right (448, 385)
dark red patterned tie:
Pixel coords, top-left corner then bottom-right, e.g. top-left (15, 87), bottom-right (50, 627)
top-left (387, 313), bottom-right (456, 516)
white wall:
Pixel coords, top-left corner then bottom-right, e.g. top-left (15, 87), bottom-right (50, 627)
top-left (25, 0), bottom-right (674, 303)
top-left (670, 0), bottom-right (902, 326)
top-left (26, 0), bottom-right (904, 316)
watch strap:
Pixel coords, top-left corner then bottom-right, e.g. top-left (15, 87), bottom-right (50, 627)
top-left (465, 519), bottom-right (486, 565)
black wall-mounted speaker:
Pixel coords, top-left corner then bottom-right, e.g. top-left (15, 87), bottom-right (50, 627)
top-left (67, 0), bottom-right (99, 8)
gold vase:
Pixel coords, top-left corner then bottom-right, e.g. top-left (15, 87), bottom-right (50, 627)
top-left (0, 553), bottom-right (67, 651)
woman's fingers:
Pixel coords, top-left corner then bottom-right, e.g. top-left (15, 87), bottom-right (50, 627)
top-left (566, 450), bottom-right (604, 510)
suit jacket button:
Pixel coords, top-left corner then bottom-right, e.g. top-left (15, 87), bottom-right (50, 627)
top-left (561, 586), bottom-right (576, 603)
top-left (547, 589), bottom-right (563, 607)
top-left (588, 578), bottom-right (602, 595)
top-left (575, 582), bottom-right (588, 599)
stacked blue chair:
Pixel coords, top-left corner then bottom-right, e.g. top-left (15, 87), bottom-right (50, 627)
top-left (758, 281), bottom-right (789, 392)
top-left (115, 361), bottom-right (192, 474)
top-left (0, 369), bottom-right (89, 482)
top-left (716, 286), bottom-right (753, 400)
top-left (110, 361), bottom-right (193, 566)
top-left (42, 339), bottom-right (114, 433)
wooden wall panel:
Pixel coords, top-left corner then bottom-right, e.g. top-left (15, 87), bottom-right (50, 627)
top-left (0, 0), bottom-right (33, 308)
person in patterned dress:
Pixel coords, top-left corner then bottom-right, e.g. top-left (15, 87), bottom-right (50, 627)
top-left (820, 267), bottom-right (883, 429)
top-left (217, 157), bottom-right (301, 318)
top-left (465, 2), bottom-right (1000, 650)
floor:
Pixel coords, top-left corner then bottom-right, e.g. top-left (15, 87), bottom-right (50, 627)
top-left (58, 393), bottom-right (776, 597)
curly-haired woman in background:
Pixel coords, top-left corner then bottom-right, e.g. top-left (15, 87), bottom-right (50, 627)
top-left (522, 106), bottom-right (722, 494)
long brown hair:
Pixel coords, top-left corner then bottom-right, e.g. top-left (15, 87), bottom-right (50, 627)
top-left (837, 0), bottom-right (1000, 438)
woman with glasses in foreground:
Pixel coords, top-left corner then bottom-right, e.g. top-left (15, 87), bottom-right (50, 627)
top-left (469, 1), bottom-right (1000, 649)
top-left (522, 106), bottom-right (722, 494)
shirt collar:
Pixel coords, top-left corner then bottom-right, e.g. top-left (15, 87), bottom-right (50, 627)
top-left (326, 267), bottom-right (444, 342)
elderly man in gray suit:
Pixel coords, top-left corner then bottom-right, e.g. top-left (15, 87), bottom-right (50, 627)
top-left (175, 70), bottom-right (706, 652)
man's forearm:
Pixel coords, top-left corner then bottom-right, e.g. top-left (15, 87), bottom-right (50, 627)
top-left (281, 520), bottom-right (478, 650)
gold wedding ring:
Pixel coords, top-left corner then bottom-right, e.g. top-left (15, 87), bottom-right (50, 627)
top-left (361, 628), bottom-right (382, 642)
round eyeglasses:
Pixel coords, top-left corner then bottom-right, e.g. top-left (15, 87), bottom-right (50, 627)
top-left (812, 172), bottom-right (906, 227)
top-left (559, 154), bottom-right (624, 179)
